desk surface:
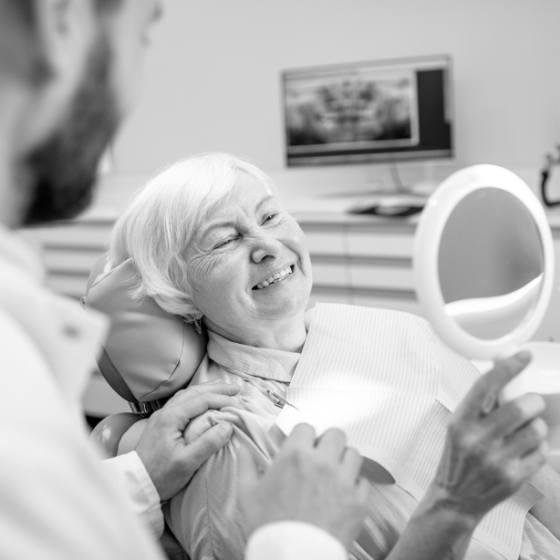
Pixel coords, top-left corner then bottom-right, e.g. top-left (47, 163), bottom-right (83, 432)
top-left (76, 197), bottom-right (560, 234)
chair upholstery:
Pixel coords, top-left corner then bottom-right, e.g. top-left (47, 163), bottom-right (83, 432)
top-left (90, 412), bottom-right (141, 458)
top-left (84, 255), bottom-right (203, 560)
top-left (83, 256), bottom-right (206, 408)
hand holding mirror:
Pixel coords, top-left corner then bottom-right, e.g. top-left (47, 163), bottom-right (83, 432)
top-left (413, 164), bottom-right (560, 457)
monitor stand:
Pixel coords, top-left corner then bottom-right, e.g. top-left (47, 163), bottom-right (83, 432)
top-left (347, 193), bottom-right (426, 217)
top-left (327, 163), bottom-right (431, 217)
top-left (326, 187), bottom-right (427, 217)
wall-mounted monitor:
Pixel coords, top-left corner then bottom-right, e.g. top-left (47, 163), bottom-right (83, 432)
top-left (282, 54), bottom-right (453, 167)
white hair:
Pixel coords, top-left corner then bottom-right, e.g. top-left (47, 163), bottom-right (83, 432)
top-left (107, 152), bottom-right (274, 321)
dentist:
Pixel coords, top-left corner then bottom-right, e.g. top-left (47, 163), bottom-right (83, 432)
top-left (0, 1), bottom-right (366, 559)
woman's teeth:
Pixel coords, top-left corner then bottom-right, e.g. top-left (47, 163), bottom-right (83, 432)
top-left (254, 266), bottom-right (293, 290)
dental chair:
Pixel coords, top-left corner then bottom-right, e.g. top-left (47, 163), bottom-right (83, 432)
top-left (83, 256), bottom-right (207, 560)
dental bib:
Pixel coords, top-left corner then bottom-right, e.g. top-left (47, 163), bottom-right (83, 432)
top-left (277, 303), bottom-right (543, 560)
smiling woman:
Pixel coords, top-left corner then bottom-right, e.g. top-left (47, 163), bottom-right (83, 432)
top-left (184, 169), bottom-right (312, 351)
top-left (108, 153), bottom-right (312, 353)
top-left (107, 153), bottom-right (560, 560)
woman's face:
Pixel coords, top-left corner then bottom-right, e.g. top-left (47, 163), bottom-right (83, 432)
top-left (186, 172), bottom-right (312, 338)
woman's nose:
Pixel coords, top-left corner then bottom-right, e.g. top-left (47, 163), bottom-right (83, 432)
top-left (250, 235), bottom-right (280, 264)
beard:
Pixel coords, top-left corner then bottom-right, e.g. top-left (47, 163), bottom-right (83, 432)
top-left (21, 32), bottom-right (120, 226)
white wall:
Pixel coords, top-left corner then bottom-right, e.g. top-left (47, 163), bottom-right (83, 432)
top-left (96, 0), bottom-right (560, 209)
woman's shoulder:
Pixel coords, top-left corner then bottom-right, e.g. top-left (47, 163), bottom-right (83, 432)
top-left (166, 423), bottom-right (277, 559)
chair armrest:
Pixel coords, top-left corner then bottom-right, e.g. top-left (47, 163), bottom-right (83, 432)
top-left (90, 412), bottom-right (142, 458)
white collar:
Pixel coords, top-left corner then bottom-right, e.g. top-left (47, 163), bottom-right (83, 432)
top-left (0, 223), bottom-right (45, 280)
top-left (206, 329), bottom-right (300, 383)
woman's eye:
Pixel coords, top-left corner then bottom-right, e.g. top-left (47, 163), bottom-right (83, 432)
top-left (262, 212), bottom-right (278, 224)
top-left (215, 235), bottom-right (239, 249)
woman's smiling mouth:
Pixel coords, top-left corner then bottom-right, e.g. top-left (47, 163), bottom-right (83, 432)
top-left (253, 265), bottom-right (295, 290)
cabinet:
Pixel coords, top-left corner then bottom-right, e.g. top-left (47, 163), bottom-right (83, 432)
top-left (27, 211), bottom-right (560, 335)
top-left (295, 212), bottom-right (418, 314)
top-left (24, 210), bottom-right (560, 414)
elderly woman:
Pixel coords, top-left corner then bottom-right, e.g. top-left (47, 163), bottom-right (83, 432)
top-left (108, 153), bottom-right (560, 560)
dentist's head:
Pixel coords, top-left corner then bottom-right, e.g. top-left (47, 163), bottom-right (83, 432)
top-left (108, 152), bottom-right (313, 349)
top-left (0, 0), bottom-right (162, 228)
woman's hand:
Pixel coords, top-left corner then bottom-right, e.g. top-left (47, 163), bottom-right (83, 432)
top-left (432, 351), bottom-right (548, 523)
top-left (385, 352), bottom-right (549, 560)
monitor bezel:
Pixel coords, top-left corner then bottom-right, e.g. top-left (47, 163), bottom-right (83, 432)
top-left (281, 54), bottom-right (454, 168)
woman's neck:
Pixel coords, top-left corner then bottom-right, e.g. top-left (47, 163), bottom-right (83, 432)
top-left (205, 312), bottom-right (308, 353)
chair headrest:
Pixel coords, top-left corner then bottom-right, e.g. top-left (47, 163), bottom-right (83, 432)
top-left (83, 256), bottom-right (206, 404)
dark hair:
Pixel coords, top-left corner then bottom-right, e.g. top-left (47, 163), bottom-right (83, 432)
top-left (0, 0), bottom-right (34, 26)
top-left (94, 0), bottom-right (123, 12)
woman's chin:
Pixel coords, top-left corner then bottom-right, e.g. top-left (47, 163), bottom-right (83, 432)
top-left (251, 288), bottom-right (308, 318)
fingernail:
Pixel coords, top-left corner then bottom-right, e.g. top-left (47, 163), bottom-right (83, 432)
top-left (515, 351), bottom-right (531, 363)
top-left (480, 393), bottom-right (496, 414)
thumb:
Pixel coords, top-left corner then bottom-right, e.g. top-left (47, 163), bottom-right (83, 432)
top-left (457, 351), bottom-right (531, 420)
top-left (181, 422), bottom-right (234, 472)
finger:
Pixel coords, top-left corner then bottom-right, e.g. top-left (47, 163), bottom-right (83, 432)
top-left (356, 477), bottom-right (371, 505)
top-left (316, 428), bottom-right (347, 461)
top-left (269, 424), bottom-right (287, 447)
top-left (195, 381), bottom-right (241, 395)
top-left (457, 351), bottom-right (531, 421)
top-left (167, 382), bottom-right (240, 406)
top-left (504, 418), bottom-right (548, 458)
top-left (180, 422), bottom-right (234, 473)
top-left (482, 394), bottom-right (546, 439)
top-left (517, 442), bottom-right (548, 480)
top-left (340, 446), bottom-right (363, 482)
top-left (166, 394), bottom-right (238, 430)
top-left (182, 409), bottom-right (239, 444)
top-left (281, 423), bottom-right (316, 455)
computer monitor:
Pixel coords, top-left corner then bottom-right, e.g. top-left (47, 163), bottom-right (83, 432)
top-left (282, 54), bottom-right (453, 167)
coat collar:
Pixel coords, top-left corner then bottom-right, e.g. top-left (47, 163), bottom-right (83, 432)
top-left (0, 225), bottom-right (108, 406)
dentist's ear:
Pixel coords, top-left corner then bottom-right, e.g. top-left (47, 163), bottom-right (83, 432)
top-left (21, 0), bottom-right (98, 147)
top-left (33, 0), bottom-right (96, 79)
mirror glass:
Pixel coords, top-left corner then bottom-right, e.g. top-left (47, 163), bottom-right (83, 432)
top-left (438, 187), bottom-right (544, 340)
top-left (414, 164), bottom-right (555, 361)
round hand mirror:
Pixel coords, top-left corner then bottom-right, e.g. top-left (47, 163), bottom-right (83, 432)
top-left (414, 165), bottom-right (560, 455)
top-left (414, 164), bottom-right (554, 360)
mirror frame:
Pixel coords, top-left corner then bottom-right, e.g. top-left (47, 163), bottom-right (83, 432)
top-left (414, 164), bottom-right (555, 360)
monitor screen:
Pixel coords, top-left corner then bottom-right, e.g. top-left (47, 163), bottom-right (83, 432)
top-left (282, 55), bottom-right (453, 167)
